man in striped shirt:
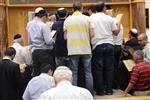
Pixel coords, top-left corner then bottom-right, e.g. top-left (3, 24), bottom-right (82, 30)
top-left (123, 50), bottom-right (150, 96)
top-left (64, 2), bottom-right (94, 95)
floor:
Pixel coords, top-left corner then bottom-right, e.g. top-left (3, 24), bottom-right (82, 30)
top-left (94, 89), bottom-right (130, 100)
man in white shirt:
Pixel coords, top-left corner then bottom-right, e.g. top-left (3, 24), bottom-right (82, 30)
top-left (90, 2), bottom-right (120, 95)
top-left (138, 33), bottom-right (150, 64)
top-left (39, 66), bottom-right (94, 100)
top-left (11, 34), bottom-right (32, 65)
top-left (23, 64), bottom-right (55, 100)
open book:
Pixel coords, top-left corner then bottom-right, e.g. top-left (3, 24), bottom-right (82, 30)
top-left (123, 59), bottom-right (135, 71)
top-left (51, 30), bottom-right (57, 38)
top-left (115, 13), bottom-right (123, 23)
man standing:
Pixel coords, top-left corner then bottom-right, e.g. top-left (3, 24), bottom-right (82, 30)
top-left (64, 2), bottom-right (94, 95)
top-left (51, 8), bottom-right (69, 67)
top-left (90, 2), bottom-right (120, 95)
top-left (27, 7), bottom-right (54, 76)
top-left (11, 34), bottom-right (32, 65)
top-left (0, 47), bottom-right (23, 100)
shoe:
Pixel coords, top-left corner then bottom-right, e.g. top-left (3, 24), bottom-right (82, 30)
top-left (105, 90), bottom-right (113, 95)
top-left (96, 91), bottom-right (104, 96)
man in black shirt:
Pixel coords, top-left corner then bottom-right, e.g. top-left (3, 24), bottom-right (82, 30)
top-left (52, 8), bottom-right (69, 67)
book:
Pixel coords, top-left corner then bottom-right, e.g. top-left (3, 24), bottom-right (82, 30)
top-left (123, 59), bottom-right (135, 71)
top-left (51, 30), bottom-right (57, 38)
top-left (115, 13), bottom-right (123, 23)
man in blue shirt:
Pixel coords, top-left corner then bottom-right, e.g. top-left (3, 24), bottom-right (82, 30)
top-left (27, 7), bottom-right (54, 76)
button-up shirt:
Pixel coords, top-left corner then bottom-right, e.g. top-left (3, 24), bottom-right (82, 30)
top-left (39, 81), bottom-right (94, 100)
top-left (27, 17), bottom-right (54, 52)
top-left (23, 73), bottom-right (55, 100)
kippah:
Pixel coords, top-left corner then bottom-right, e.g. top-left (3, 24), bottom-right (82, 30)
top-left (14, 34), bottom-right (22, 40)
top-left (131, 28), bottom-right (138, 34)
top-left (35, 7), bottom-right (44, 13)
top-left (58, 8), bottom-right (65, 11)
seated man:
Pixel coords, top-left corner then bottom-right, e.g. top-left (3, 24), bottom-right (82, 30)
top-left (39, 66), bottom-right (94, 100)
top-left (23, 64), bottom-right (55, 100)
top-left (125, 28), bottom-right (142, 50)
top-left (123, 50), bottom-right (150, 96)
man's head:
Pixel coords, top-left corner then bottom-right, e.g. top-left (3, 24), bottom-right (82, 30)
top-left (137, 33), bottom-right (148, 47)
top-left (129, 28), bottom-right (138, 38)
top-left (57, 8), bottom-right (67, 19)
top-left (53, 66), bottom-right (72, 85)
top-left (41, 63), bottom-right (54, 76)
top-left (14, 34), bottom-right (23, 45)
top-left (95, 1), bottom-right (106, 12)
top-left (87, 4), bottom-right (96, 16)
top-left (73, 2), bottom-right (83, 12)
top-left (4, 47), bottom-right (16, 60)
top-left (35, 7), bottom-right (48, 23)
top-left (133, 50), bottom-right (144, 62)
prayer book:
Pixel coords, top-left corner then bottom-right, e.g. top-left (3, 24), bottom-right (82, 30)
top-left (51, 30), bottom-right (57, 38)
top-left (123, 59), bottom-right (135, 71)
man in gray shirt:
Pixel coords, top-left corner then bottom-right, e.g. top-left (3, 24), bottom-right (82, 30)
top-left (27, 7), bottom-right (54, 76)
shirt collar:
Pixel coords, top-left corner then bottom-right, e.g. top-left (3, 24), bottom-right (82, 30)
top-left (3, 56), bottom-right (11, 60)
top-left (136, 60), bottom-right (144, 64)
top-left (72, 11), bottom-right (82, 16)
top-left (13, 43), bottom-right (22, 47)
top-left (57, 81), bottom-right (72, 87)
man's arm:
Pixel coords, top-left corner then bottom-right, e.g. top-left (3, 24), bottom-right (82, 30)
top-left (112, 22), bottom-right (120, 36)
top-left (123, 82), bottom-right (134, 96)
top-left (42, 24), bottom-right (54, 45)
top-left (89, 28), bottom-right (95, 39)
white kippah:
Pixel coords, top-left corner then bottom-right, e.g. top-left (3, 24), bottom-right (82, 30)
top-left (131, 28), bottom-right (138, 34)
top-left (58, 8), bottom-right (65, 11)
top-left (35, 7), bottom-right (44, 13)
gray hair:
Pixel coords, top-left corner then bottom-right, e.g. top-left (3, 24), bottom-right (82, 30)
top-left (53, 66), bottom-right (72, 83)
top-left (134, 50), bottom-right (144, 60)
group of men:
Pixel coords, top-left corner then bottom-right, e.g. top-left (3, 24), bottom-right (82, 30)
top-left (0, 1), bottom-right (150, 100)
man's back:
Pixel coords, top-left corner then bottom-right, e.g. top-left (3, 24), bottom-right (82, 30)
top-left (0, 59), bottom-right (22, 100)
top-left (23, 73), bottom-right (55, 100)
top-left (52, 19), bottom-right (68, 57)
top-left (39, 81), bottom-right (93, 100)
top-left (11, 43), bottom-right (32, 65)
top-left (90, 13), bottom-right (117, 49)
top-left (64, 11), bottom-right (91, 55)
top-left (27, 17), bottom-right (53, 52)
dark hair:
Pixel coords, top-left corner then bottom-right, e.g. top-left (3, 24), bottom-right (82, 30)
top-left (87, 4), bottom-right (96, 13)
top-left (35, 10), bottom-right (48, 18)
top-left (41, 63), bottom-right (54, 73)
top-left (73, 2), bottom-right (82, 11)
top-left (4, 47), bottom-right (16, 57)
top-left (95, 2), bottom-right (106, 12)
top-left (57, 9), bottom-right (67, 18)
top-left (14, 34), bottom-right (22, 40)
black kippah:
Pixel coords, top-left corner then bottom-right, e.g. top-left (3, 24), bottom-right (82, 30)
top-left (14, 34), bottom-right (21, 40)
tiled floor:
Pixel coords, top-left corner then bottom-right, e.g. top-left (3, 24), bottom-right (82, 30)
top-left (94, 89), bottom-right (129, 100)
